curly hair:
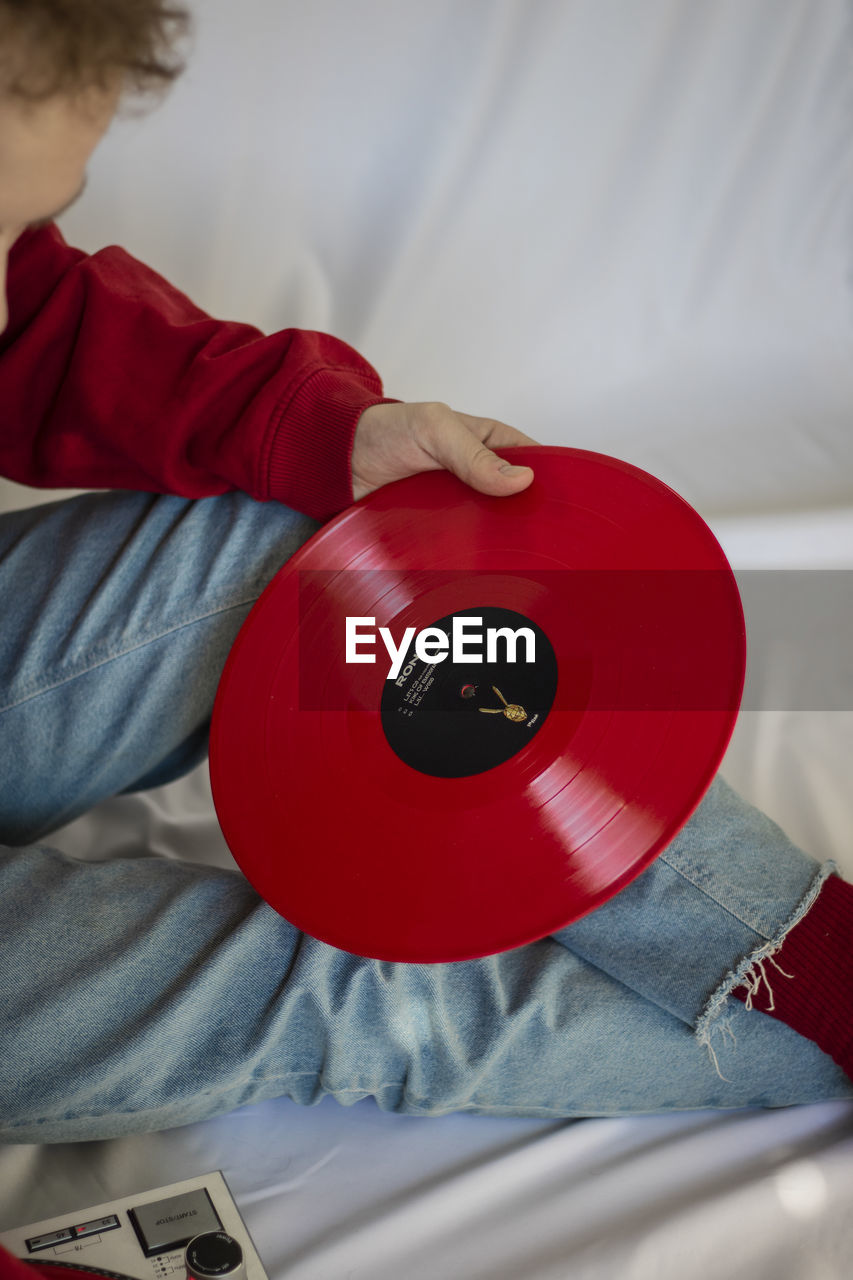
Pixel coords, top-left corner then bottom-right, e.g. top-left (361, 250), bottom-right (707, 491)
top-left (0, 0), bottom-right (191, 102)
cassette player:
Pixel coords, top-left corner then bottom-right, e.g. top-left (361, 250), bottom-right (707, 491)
top-left (0, 1171), bottom-right (268, 1280)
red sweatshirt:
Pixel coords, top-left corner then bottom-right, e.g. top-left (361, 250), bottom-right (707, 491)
top-left (0, 225), bottom-right (393, 521)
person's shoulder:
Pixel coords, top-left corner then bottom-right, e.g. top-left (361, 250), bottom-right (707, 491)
top-left (8, 221), bottom-right (85, 277)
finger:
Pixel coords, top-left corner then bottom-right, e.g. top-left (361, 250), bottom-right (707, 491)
top-left (453, 413), bottom-right (538, 494)
top-left (422, 413), bottom-right (536, 497)
top-left (449, 438), bottom-right (533, 496)
top-left (454, 413), bottom-right (540, 450)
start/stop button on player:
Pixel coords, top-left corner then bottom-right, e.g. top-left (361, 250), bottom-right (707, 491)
top-left (128, 1188), bottom-right (222, 1257)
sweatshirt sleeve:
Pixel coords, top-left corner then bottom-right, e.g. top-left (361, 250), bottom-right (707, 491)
top-left (0, 224), bottom-right (395, 520)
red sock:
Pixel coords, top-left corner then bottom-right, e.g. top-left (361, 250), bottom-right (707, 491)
top-left (731, 873), bottom-right (853, 1079)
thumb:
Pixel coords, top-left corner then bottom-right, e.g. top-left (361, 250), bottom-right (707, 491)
top-left (440, 432), bottom-right (534, 497)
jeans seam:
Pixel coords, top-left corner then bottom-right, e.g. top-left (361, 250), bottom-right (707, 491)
top-left (1, 1075), bottom-right (410, 1132)
top-left (694, 861), bottom-right (836, 1062)
top-left (0, 597), bottom-right (259, 714)
top-left (11, 1090), bottom-right (833, 1134)
top-left (658, 849), bottom-right (778, 939)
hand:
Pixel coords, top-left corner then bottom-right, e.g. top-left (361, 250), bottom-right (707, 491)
top-left (351, 401), bottom-right (538, 502)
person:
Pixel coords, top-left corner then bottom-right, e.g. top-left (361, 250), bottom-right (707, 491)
top-left (0, 0), bottom-right (851, 1147)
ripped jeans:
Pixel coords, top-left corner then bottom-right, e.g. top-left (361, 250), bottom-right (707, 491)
top-left (0, 489), bottom-right (850, 1143)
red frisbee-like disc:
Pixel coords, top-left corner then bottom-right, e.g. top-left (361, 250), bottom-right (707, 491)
top-left (210, 447), bottom-right (745, 962)
top-left (20, 1268), bottom-right (138, 1280)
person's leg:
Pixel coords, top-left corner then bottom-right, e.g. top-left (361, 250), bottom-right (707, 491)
top-left (1, 491), bottom-right (849, 1142)
top-left (553, 775), bottom-right (834, 1059)
top-left (0, 489), bottom-right (318, 844)
top-left (1, 798), bottom-right (850, 1144)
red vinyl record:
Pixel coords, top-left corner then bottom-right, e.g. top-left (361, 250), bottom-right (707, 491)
top-left (20, 1267), bottom-right (138, 1280)
top-left (210, 447), bottom-right (745, 962)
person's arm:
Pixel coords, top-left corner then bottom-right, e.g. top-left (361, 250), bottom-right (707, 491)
top-left (0, 223), bottom-right (393, 520)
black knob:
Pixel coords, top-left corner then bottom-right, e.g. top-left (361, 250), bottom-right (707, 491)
top-left (185, 1231), bottom-right (245, 1280)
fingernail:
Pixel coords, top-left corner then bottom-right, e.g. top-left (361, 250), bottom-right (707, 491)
top-left (498, 463), bottom-right (528, 476)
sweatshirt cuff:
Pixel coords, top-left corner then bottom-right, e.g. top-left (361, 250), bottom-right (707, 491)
top-left (265, 365), bottom-right (399, 521)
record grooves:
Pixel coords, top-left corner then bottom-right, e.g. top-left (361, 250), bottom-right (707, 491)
top-left (210, 447), bottom-right (745, 962)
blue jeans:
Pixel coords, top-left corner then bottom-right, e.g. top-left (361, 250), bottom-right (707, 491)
top-left (0, 490), bottom-right (850, 1143)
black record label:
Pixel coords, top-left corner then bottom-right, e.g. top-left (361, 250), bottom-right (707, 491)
top-left (379, 606), bottom-right (557, 777)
